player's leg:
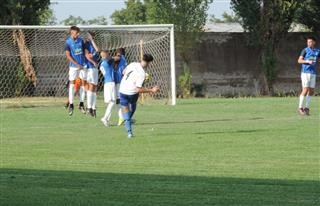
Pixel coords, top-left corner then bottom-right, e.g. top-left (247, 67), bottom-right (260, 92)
top-left (101, 83), bottom-right (115, 126)
top-left (298, 73), bottom-right (308, 115)
top-left (68, 67), bottom-right (79, 116)
top-left (116, 84), bottom-right (125, 126)
top-left (86, 69), bottom-right (93, 116)
top-left (79, 69), bottom-right (87, 114)
top-left (120, 93), bottom-right (133, 138)
top-left (91, 68), bottom-right (99, 118)
top-left (305, 74), bottom-right (316, 115)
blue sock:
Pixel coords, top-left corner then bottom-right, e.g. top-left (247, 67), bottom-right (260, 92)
top-left (122, 108), bottom-right (132, 133)
top-left (129, 103), bottom-right (137, 119)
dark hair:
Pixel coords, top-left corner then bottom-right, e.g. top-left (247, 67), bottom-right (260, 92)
top-left (88, 31), bottom-right (95, 37)
top-left (307, 36), bottom-right (317, 42)
top-left (70, 26), bottom-right (80, 33)
top-left (116, 48), bottom-right (125, 56)
top-left (142, 53), bottom-right (154, 62)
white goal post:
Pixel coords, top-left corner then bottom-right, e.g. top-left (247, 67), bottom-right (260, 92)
top-left (0, 24), bottom-right (176, 105)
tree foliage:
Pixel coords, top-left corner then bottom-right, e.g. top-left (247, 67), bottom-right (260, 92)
top-left (0, 0), bottom-right (50, 25)
top-left (61, 15), bottom-right (108, 25)
top-left (295, 0), bottom-right (320, 36)
top-left (209, 12), bottom-right (241, 23)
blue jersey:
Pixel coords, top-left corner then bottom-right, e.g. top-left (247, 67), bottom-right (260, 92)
top-left (65, 36), bottom-right (87, 68)
top-left (85, 41), bottom-right (99, 69)
top-left (300, 47), bottom-right (320, 74)
top-left (100, 59), bottom-right (114, 83)
top-left (114, 55), bottom-right (127, 84)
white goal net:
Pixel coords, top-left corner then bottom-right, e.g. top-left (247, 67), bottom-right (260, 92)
top-left (0, 25), bottom-right (176, 106)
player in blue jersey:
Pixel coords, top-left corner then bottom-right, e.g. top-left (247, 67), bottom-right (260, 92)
top-left (85, 31), bottom-right (100, 118)
top-left (119, 54), bottom-right (160, 138)
top-left (100, 50), bottom-right (116, 127)
top-left (65, 26), bottom-right (88, 116)
top-left (113, 48), bottom-right (127, 126)
top-left (297, 36), bottom-right (320, 115)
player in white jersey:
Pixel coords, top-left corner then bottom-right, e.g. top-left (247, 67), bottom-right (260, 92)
top-left (119, 54), bottom-right (160, 138)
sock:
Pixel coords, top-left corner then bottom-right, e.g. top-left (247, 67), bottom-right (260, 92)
top-left (80, 86), bottom-right (85, 103)
top-left (87, 91), bottom-right (93, 109)
top-left (69, 84), bottom-right (75, 104)
top-left (118, 104), bottom-right (123, 119)
top-left (305, 95), bottom-right (312, 108)
top-left (122, 108), bottom-right (132, 133)
top-left (299, 95), bottom-right (305, 109)
top-left (103, 101), bottom-right (115, 121)
top-left (92, 92), bottom-right (97, 110)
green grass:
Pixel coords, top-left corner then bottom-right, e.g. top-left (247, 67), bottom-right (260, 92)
top-left (0, 97), bottom-right (319, 205)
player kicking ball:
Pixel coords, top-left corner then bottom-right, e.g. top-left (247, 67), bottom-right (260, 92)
top-left (100, 50), bottom-right (116, 127)
top-left (65, 26), bottom-right (88, 116)
top-left (297, 36), bottom-right (320, 116)
top-left (119, 54), bottom-right (160, 138)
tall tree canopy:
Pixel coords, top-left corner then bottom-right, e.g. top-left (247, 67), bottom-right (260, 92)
top-left (0, 0), bottom-right (50, 25)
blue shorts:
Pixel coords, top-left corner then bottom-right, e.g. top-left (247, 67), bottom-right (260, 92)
top-left (120, 93), bottom-right (139, 107)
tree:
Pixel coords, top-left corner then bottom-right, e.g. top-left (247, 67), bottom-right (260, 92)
top-left (61, 15), bottom-right (86, 26)
top-left (295, 0), bottom-right (320, 36)
top-left (209, 12), bottom-right (241, 23)
top-left (86, 16), bottom-right (108, 25)
top-left (0, 0), bottom-right (50, 25)
top-left (111, 0), bottom-right (147, 25)
top-left (231, 0), bottom-right (301, 94)
top-left (0, 0), bottom-right (51, 89)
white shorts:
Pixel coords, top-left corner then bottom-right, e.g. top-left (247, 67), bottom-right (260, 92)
top-left (104, 82), bottom-right (116, 103)
top-left (301, 73), bottom-right (316, 88)
top-left (87, 68), bottom-right (98, 85)
top-left (69, 67), bottom-right (87, 81)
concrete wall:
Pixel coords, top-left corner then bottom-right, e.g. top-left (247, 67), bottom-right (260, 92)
top-left (175, 32), bottom-right (320, 97)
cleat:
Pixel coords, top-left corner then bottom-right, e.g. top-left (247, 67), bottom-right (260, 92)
top-left (117, 118), bottom-right (125, 126)
top-left (88, 108), bottom-right (94, 117)
top-left (304, 108), bottom-right (310, 116)
top-left (79, 102), bottom-right (86, 114)
top-left (93, 109), bottom-right (97, 118)
top-left (127, 133), bottom-right (133, 139)
top-left (298, 108), bottom-right (305, 115)
top-left (101, 118), bottom-right (110, 127)
top-left (68, 104), bottom-right (74, 116)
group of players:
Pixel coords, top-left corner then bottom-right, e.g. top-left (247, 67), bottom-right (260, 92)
top-left (65, 26), bottom-right (159, 138)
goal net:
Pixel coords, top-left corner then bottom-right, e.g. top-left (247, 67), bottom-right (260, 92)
top-left (0, 25), bottom-right (176, 106)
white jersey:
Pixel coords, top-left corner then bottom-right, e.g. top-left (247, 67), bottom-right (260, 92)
top-left (119, 62), bottom-right (145, 95)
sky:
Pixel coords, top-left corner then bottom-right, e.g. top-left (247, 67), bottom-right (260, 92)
top-left (50, 0), bottom-right (232, 23)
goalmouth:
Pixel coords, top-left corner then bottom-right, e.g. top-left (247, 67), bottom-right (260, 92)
top-left (0, 25), bottom-right (176, 106)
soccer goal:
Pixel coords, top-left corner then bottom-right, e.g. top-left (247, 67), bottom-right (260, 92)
top-left (0, 25), bottom-right (176, 106)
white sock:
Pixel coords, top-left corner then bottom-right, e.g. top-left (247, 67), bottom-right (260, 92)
top-left (299, 95), bottom-right (305, 108)
top-left (87, 91), bottom-right (93, 109)
top-left (80, 86), bottom-right (85, 103)
top-left (92, 92), bottom-right (97, 110)
top-left (118, 104), bottom-right (123, 119)
top-left (69, 84), bottom-right (75, 104)
top-left (103, 101), bottom-right (115, 121)
top-left (305, 95), bottom-right (312, 108)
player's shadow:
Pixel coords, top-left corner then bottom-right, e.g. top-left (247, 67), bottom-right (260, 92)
top-left (137, 117), bottom-right (263, 126)
top-left (1, 168), bottom-right (318, 206)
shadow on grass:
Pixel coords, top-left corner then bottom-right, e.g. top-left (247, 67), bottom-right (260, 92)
top-left (0, 168), bottom-right (318, 206)
top-left (137, 117), bottom-right (263, 126)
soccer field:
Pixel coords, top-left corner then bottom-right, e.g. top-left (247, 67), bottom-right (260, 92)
top-left (0, 97), bottom-right (319, 206)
